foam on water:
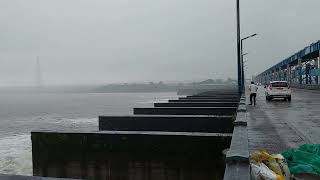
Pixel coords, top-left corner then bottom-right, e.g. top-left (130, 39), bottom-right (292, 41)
top-left (52, 117), bottom-right (98, 131)
top-left (0, 134), bottom-right (32, 175)
top-left (0, 117), bottom-right (98, 176)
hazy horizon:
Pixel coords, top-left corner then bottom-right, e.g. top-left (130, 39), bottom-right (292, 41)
top-left (1, 0), bottom-right (320, 86)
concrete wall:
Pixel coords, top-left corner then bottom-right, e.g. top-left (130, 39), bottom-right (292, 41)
top-left (32, 131), bottom-right (232, 180)
top-left (223, 98), bottom-right (250, 180)
top-left (133, 107), bottom-right (237, 115)
top-left (168, 99), bottom-right (238, 102)
top-left (183, 96), bottom-right (239, 99)
top-left (99, 115), bottom-right (235, 133)
top-left (154, 102), bottom-right (238, 107)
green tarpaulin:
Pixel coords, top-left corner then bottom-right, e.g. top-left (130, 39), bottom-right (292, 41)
top-left (282, 144), bottom-right (320, 175)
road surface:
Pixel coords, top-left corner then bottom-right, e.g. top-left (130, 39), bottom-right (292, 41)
top-left (247, 87), bottom-right (320, 154)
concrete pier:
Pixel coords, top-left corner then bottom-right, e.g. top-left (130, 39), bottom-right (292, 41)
top-left (186, 95), bottom-right (238, 98)
top-left (32, 130), bottom-right (232, 180)
top-left (154, 102), bottom-right (238, 107)
top-left (133, 107), bottom-right (237, 115)
top-left (180, 96), bottom-right (239, 100)
top-left (31, 86), bottom-right (242, 180)
top-left (168, 99), bottom-right (238, 102)
top-left (99, 115), bottom-right (234, 133)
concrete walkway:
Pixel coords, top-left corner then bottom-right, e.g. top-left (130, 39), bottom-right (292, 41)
top-left (246, 87), bottom-right (320, 154)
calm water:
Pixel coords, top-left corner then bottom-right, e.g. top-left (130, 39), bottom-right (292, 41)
top-left (0, 92), bottom-right (177, 175)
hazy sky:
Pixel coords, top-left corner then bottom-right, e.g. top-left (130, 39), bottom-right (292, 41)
top-left (0, 0), bottom-right (319, 86)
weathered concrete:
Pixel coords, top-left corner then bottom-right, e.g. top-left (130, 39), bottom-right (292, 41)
top-left (226, 126), bottom-right (249, 163)
top-left (99, 115), bottom-right (234, 133)
top-left (154, 102), bottom-right (238, 107)
top-left (32, 130), bottom-right (232, 180)
top-left (168, 99), bottom-right (238, 102)
top-left (0, 174), bottom-right (81, 180)
top-left (237, 104), bottom-right (246, 112)
top-left (234, 112), bottom-right (247, 126)
top-left (223, 102), bottom-right (250, 180)
top-left (239, 99), bottom-right (246, 105)
top-left (223, 162), bottom-right (250, 180)
top-left (133, 107), bottom-right (237, 115)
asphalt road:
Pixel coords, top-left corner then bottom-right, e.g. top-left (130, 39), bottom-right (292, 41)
top-left (247, 87), bottom-right (320, 154)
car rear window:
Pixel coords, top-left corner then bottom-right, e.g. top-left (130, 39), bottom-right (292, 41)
top-left (271, 82), bottom-right (288, 87)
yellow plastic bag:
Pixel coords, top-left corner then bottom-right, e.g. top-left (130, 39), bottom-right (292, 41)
top-left (250, 150), bottom-right (290, 180)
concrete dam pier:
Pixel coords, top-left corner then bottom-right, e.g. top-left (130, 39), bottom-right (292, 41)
top-left (99, 115), bottom-right (234, 133)
top-left (32, 131), bottom-right (231, 180)
top-left (31, 87), bottom-right (250, 180)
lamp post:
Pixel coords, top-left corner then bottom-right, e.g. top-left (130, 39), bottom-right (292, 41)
top-left (236, 0), bottom-right (241, 95)
top-left (241, 33), bottom-right (257, 93)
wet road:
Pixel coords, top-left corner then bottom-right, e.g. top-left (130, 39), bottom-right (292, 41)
top-left (247, 87), bottom-right (320, 153)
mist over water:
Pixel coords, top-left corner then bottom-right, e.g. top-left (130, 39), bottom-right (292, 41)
top-left (0, 92), bottom-right (177, 175)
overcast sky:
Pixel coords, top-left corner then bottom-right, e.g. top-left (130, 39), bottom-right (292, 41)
top-left (0, 0), bottom-right (319, 86)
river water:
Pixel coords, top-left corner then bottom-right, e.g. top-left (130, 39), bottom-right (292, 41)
top-left (0, 92), bottom-right (177, 175)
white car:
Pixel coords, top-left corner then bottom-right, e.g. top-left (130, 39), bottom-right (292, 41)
top-left (265, 81), bottom-right (291, 101)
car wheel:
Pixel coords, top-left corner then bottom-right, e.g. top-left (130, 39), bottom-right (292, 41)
top-left (288, 96), bottom-right (291, 101)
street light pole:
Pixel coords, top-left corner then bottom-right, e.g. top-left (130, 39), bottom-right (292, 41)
top-left (241, 39), bottom-right (244, 93)
top-left (236, 0), bottom-right (241, 96)
top-left (241, 33), bottom-right (257, 93)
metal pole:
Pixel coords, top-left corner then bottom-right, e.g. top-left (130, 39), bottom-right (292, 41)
top-left (241, 40), bottom-right (245, 93)
top-left (240, 33), bottom-right (258, 92)
top-left (237, 0), bottom-right (241, 95)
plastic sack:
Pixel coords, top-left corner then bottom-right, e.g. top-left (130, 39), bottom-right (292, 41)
top-left (250, 150), bottom-right (290, 180)
top-left (251, 163), bottom-right (284, 180)
top-left (282, 144), bottom-right (320, 175)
